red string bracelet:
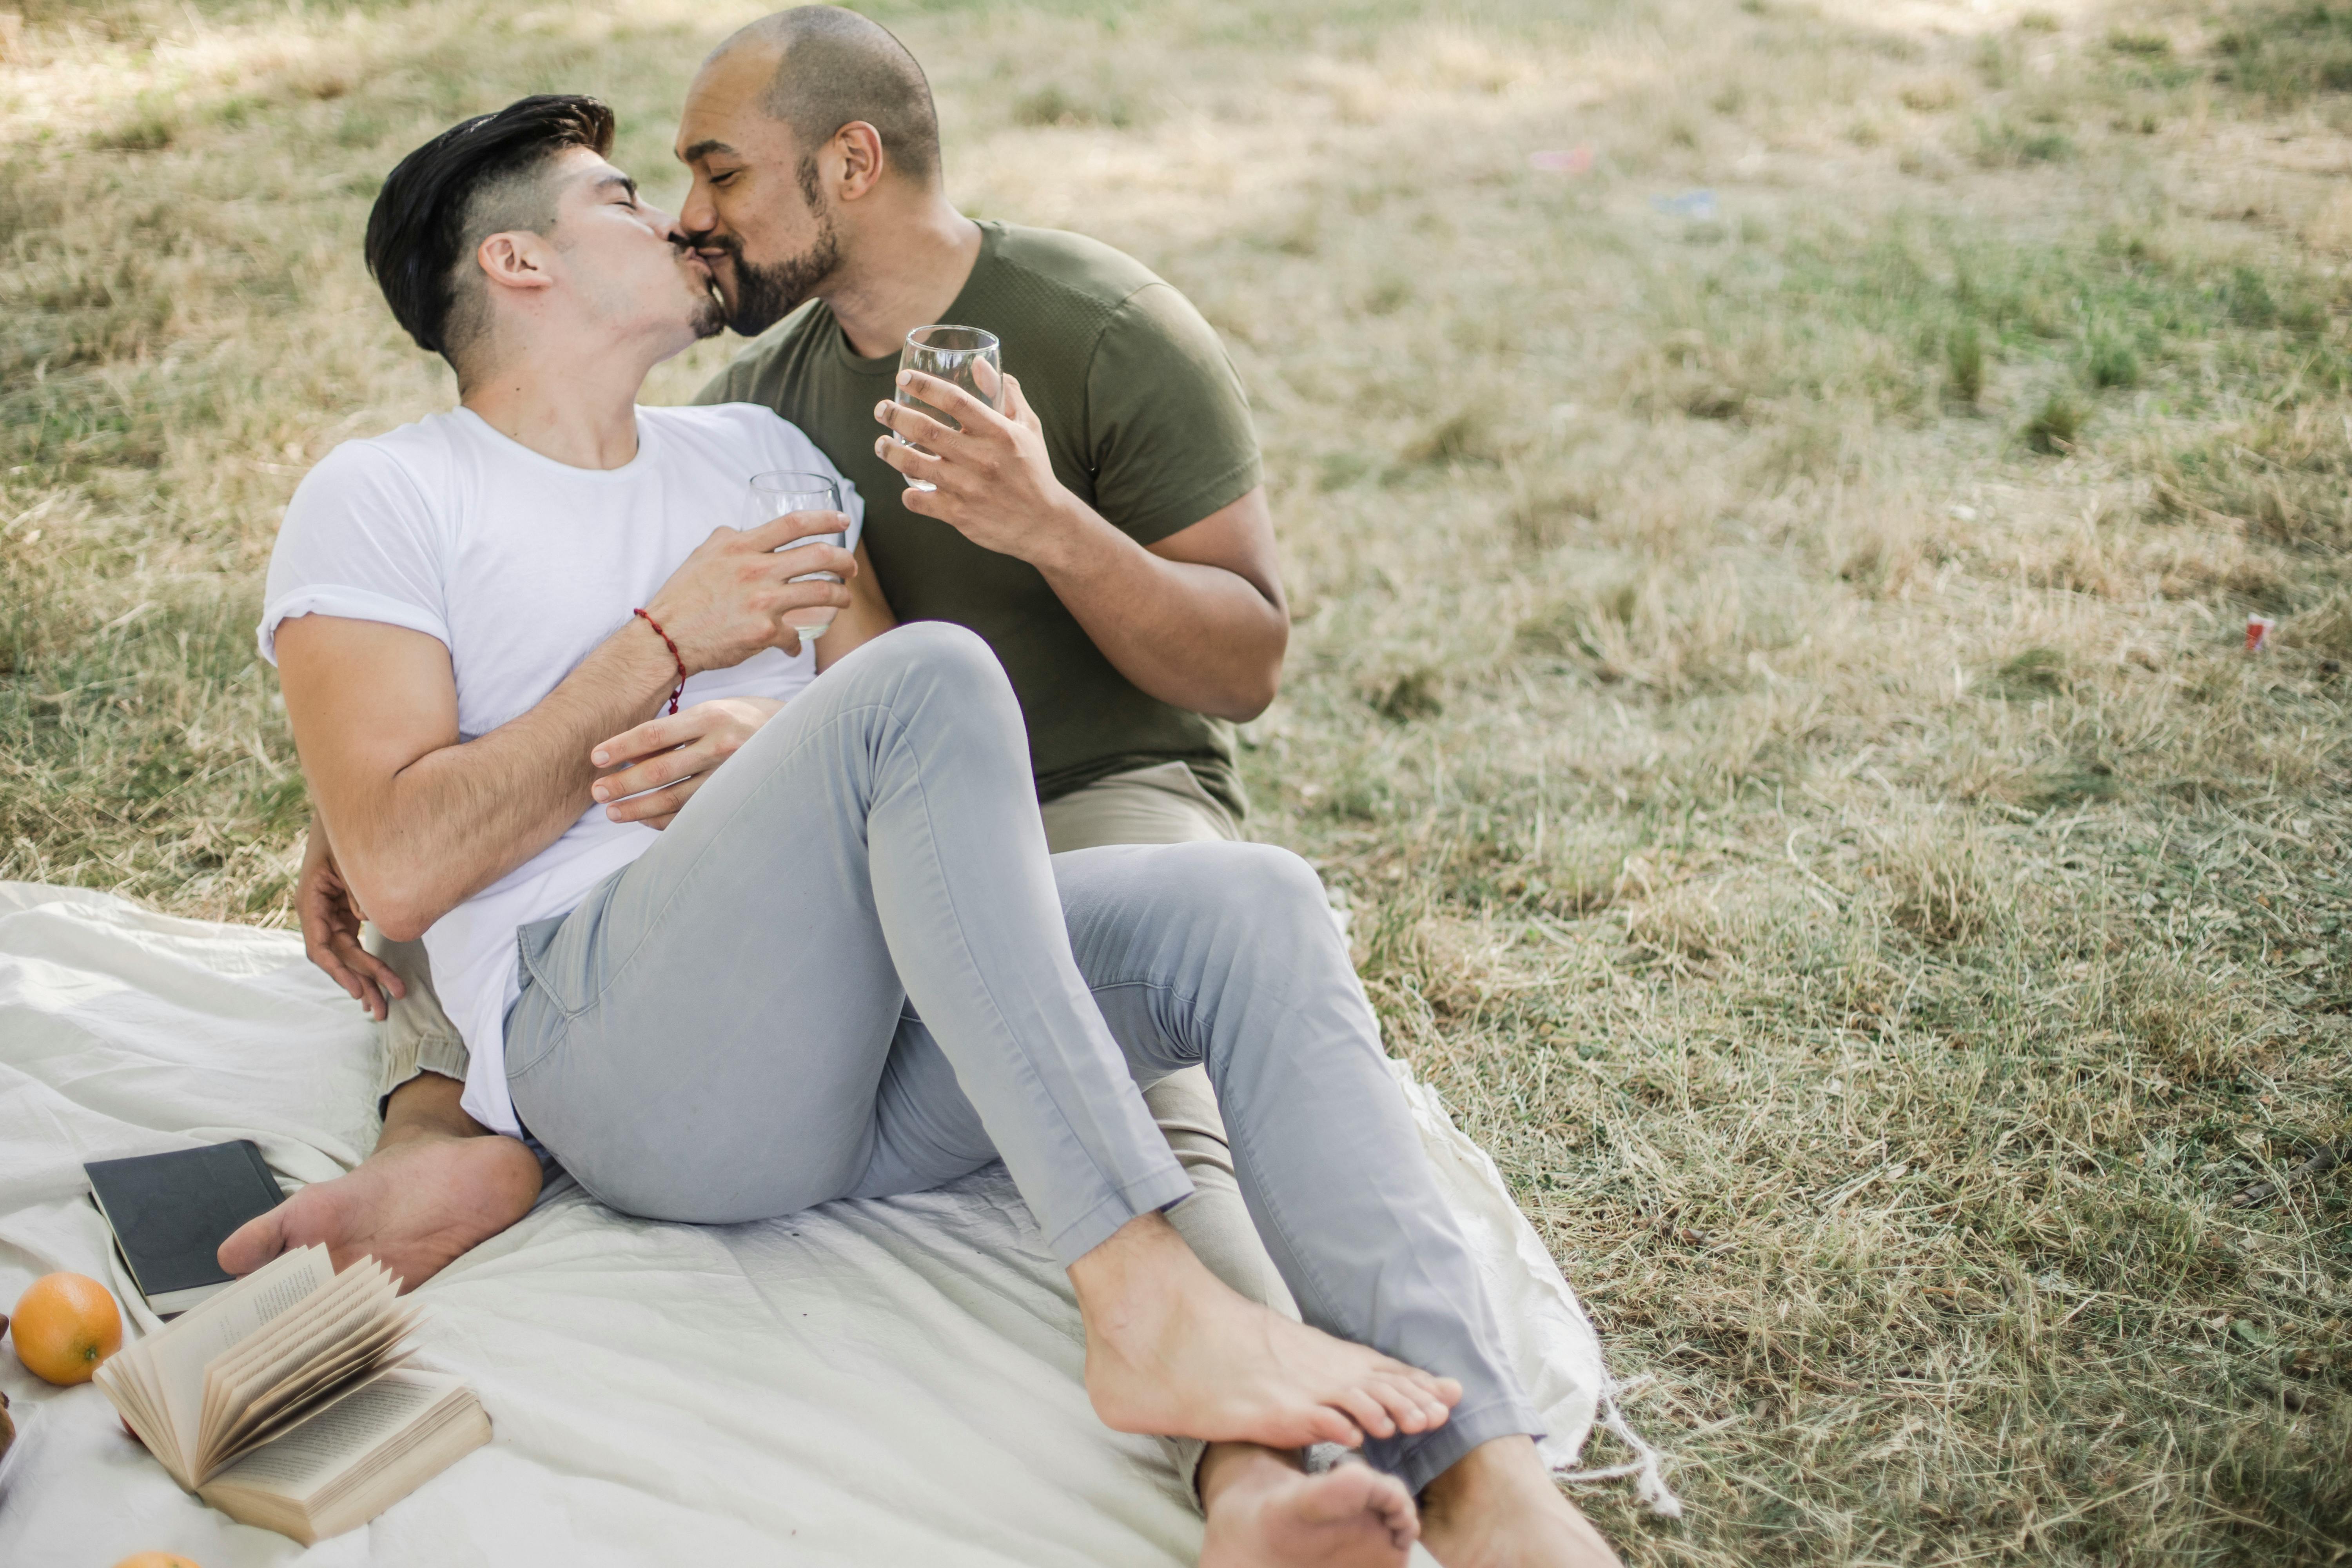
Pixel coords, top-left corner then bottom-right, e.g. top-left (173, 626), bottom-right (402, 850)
top-left (633, 608), bottom-right (686, 715)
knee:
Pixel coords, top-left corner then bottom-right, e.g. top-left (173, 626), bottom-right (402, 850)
top-left (851, 621), bottom-right (1011, 706)
top-left (884, 619), bottom-right (999, 674)
top-left (1175, 843), bottom-right (1332, 931)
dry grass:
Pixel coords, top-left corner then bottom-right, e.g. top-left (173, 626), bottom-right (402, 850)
top-left (4, 0), bottom-right (2349, 1561)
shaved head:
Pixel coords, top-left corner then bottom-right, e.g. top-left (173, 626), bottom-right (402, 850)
top-left (711, 6), bottom-right (940, 187)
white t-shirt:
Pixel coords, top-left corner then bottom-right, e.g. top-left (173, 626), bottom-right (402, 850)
top-left (259, 403), bottom-right (861, 1137)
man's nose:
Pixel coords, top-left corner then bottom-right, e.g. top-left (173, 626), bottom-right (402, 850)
top-left (677, 176), bottom-right (718, 242)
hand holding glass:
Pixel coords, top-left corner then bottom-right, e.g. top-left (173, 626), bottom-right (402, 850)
top-left (894, 325), bottom-right (1004, 491)
top-left (748, 471), bottom-right (848, 653)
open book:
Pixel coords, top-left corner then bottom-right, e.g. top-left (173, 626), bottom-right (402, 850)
top-left (93, 1244), bottom-right (489, 1543)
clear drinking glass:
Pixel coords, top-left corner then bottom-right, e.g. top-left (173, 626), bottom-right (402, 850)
top-left (894, 324), bottom-right (1003, 492)
top-left (748, 471), bottom-right (848, 652)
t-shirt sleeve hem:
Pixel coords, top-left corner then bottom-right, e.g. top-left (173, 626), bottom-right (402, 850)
top-left (1113, 452), bottom-right (1265, 548)
top-left (257, 588), bottom-right (452, 666)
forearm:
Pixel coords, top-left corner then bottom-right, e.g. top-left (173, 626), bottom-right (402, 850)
top-left (326, 621), bottom-right (678, 939)
top-left (1032, 499), bottom-right (1287, 721)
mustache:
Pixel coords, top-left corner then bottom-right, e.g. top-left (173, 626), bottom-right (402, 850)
top-left (688, 230), bottom-right (742, 261)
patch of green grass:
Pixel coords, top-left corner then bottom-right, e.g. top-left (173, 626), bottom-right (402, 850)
top-left (2210, 2), bottom-right (2352, 107)
top-left (1009, 80), bottom-right (1139, 128)
top-left (1994, 646), bottom-right (2069, 696)
top-left (1675, 218), bottom-right (2352, 432)
top-left (1945, 317), bottom-right (1985, 404)
top-left (1373, 668), bottom-right (1445, 721)
top-left (1974, 114), bottom-right (2073, 166)
top-left (2023, 388), bottom-right (2087, 452)
top-left (2083, 327), bottom-right (2141, 388)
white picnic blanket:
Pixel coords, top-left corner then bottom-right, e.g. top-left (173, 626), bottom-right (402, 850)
top-left (0, 880), bottom-right (1641, 1564)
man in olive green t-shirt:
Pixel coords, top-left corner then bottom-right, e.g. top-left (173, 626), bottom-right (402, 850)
top-left (691, 215), bottom-right (1270, 837)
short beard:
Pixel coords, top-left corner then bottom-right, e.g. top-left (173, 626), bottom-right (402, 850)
top-left (710, 191), bottom-right (841, 337)
top-left (689, 283), bottom-right (727, 342)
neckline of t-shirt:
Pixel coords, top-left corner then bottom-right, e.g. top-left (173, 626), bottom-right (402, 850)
top-left (824, 220), bottom-right (1004, 378)
top-left (448, 404), bottom-right (665, 480)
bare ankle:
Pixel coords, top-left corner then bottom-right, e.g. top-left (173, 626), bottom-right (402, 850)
top-left (1068, 1211), bottom-right (1208, 1332)
top-left (1423, 1434), bottom-right (1541, 1514)
top-left (377, 1071), bottom-right (488, 1149)
top-left (1421, 1436), bottom-right (1622, 1568)
top-left (1198, 1442), bottom-right (1301, 1508)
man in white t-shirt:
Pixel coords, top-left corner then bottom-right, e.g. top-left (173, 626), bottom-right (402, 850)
top-left (227, 93), bottom-right (1619, 1568)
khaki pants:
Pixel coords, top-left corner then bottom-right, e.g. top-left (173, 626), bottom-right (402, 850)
top-left (363, 760), bottom-right (1287, 1485)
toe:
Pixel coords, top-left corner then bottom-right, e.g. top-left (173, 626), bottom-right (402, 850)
top-left (1310, 1406), bottom-right (1365, 1448)
top-left (1336, 1386), bottom-right (1398, 1439)
top-left (1394, 1364), bottom-right (1460, 1405)
top-left (1369, 1374), bottom-right (1437, 1434)
top-left (1369, 1472), bottom-right (1419, 1543)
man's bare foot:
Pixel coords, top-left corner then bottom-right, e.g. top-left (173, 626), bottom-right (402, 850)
top-left (1072, 1213), bottom-right (1461, 1450)
top-left (1200, 1444), bottom-right (1417, 1568)
top-left (1419, 1436), bottom-right (1622, 1568)
top-left (218, 1074), bottom-right (541, 1293)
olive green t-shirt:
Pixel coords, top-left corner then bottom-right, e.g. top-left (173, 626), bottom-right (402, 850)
top-left (693, 221), bottom-right (1261, 817)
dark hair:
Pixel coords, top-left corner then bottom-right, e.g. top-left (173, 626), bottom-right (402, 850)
top-left (363, 94), bottom-right (617, 361)
top-left (721, 8), bottom-right (940, 186)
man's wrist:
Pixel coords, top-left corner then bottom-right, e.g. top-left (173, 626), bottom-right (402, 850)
top-left (620, 607), bottom-right (692, 691)
top-left (1025, 492), bottom-right (1125, 582)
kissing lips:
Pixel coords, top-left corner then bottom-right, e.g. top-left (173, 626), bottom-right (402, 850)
top-left (695, 248), bottom-right (737, 310)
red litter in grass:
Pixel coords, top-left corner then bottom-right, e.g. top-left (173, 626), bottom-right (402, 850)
top-left (2247, 615), bottom-right (2276, 652)
top-left (1529, 147), bottom-right (1594, 174)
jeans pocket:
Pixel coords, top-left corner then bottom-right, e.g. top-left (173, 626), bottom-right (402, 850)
top-left (505, 914), bottom-right (578, 1078)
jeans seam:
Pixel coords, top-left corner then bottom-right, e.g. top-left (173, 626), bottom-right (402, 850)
top-left (878, 711), bottom-right (1180, 1225)
top-left (1083, 973), bottom-right (1356, 1333)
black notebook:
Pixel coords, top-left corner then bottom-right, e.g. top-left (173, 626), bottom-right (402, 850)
top-left (85, 1141), bottom-right (286, 1317)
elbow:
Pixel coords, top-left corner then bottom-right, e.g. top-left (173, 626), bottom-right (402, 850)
top-left (347, 868), bottom-right (440, 945)
top-left (1209, 662), bottom-right (1283, 725)
top-left (368, 909), bottom-right (432, 946)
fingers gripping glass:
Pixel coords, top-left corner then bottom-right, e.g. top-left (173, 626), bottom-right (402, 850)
top-left (895, 325), bottom-right (1004, 492)
top-left (749, 471), bottom-right (847, 652)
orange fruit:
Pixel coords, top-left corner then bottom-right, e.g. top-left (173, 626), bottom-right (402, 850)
top-left (113, 1556), bottom-right (203, 1568)
top-left (9, 1272), bottom-right (122, 1385)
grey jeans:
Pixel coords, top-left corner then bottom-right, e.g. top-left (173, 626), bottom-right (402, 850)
top-left (503, 623), bottom-right (1539, 1489)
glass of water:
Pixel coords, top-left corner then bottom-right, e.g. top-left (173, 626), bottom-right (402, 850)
top-left (894, 324), bottom-right (1003, 492)
top-left (749, 470), bottom-right (848, 652)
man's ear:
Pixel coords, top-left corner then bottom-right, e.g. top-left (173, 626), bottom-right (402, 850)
top-left (829, 121), bottom-right (886, 203)
top-left (475, 230), bottom-right (557, 298)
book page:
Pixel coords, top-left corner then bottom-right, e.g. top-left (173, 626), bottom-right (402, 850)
top-left (153, 1245), bottom-right (334, 1473)
top-left (211, 1328), bottom-right (420, 1470)
top-left (200, 1263), bottom-right (392, 1450)
top-left (95, 1353), bottom-right (177, 1477)
top-left (203, 1371), bottom-right (461, 1503)
top-left (216, 1304), bottom-right (416, 1450)
top-left (205, 1258), bottom-right (379, 1390)
top-left (166, 1243), bottom-right (332, 1339)
top-left (212, 1349), bottom-right (420, 1474)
